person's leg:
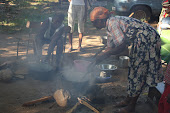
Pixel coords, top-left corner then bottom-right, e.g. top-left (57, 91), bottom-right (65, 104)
top-left (77, 5), bottom-right (85, 51)
top-left (116, 95), bottom-right (140, 113)
top-left (114, 95), bottom-right (132, 107)
top-left (115, 60), bottom-right (143, 112)
top-left (148, 87), bottom-right (161, 105)
top-left (78, 33), bottom-right (83, 51)
top-left (68, 33), bottom-right (73, 52)
top-left (35, 36), bottom-right (44, 61)
top-left (125, 95), bottom-right (139, 112)
top-left (55, 38), bottom-right (64, 70)
top-left (45, 38), bottom-right (57, 63)
top-left (67, 4), bottom-right (75, 52)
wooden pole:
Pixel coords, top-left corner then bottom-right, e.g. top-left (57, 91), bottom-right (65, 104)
top-left (66, 102), bottom-right (80, 113)
top-left (129, 12), bottom-right (134, 17)
top-left (22, 96), bottom-right (53, 107)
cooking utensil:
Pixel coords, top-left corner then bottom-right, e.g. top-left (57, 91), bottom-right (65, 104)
top-left (28, 62), bottom-right (53, 72)
top-left (97, 64), bottom-right (117, 76)
top-left (72, 45), bottom-right (107, 79)
top-left (92, 45), bottom-right (107, 59)
top-left (119, 56), bottom-right (129, 68)
top-left (62, 67), bottom-right (91, 83)
top-left (97, 64), bottom-right (117, 71)
top-left (94, 64), bottom-right (117, 83)
top-left (73, 60), bottom-right (91, 72)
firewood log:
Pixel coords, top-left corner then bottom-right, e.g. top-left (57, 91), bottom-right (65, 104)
top-left (22, 96), bottom-right (53, 107)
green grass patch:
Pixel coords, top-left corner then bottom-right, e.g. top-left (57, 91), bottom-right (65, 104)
top-left (0, 0), bottom-right (115, 33)
top-left (0, 0), bottom-right (63, 33)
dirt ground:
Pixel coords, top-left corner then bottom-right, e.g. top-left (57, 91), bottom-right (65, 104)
top-left (0, 10), bottom-right (160, 113)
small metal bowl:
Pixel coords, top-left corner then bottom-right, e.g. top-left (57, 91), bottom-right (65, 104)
top-left (97, 64), bottom-right (117, 71)
top-left (97, 64), bottom-right (117, 77)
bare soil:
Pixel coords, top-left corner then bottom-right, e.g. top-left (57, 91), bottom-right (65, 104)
top-left (0, 12), bottom-right (159, 113)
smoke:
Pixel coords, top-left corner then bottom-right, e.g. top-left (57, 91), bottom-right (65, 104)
top-left (26, 51), bottom-right (100, 97)
top-left (60, 59), bottom-right (100, 97)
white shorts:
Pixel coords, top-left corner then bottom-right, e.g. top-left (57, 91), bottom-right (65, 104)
top-left (68, 4), bottom-right (85, 33)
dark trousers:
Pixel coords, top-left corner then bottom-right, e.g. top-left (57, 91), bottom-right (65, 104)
top-left (35, 36), bottom-right (64, 66)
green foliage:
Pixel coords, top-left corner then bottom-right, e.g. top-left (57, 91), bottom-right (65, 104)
top-left (160, 29), bottom-right (170, 63)
top-left (160, 30), bottom-right (170, 44)
top-left (0, 0), bottom-right (63, 33)
top-left (105, 1), bottom-right (114, 11)
top-left (161, 44), bottom-right (170, 63)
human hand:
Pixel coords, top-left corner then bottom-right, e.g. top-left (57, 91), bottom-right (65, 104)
top-left (68, 0), bottom-right (71, 2)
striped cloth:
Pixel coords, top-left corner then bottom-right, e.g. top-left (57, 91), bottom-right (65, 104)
top-left (106, 16), bottom-right (126, 47)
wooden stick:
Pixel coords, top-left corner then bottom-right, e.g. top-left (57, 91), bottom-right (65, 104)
top-left (66, 102), bottom-right (80, 113)
top-left (49, 102), bottom-right (56, 109)
top-left (22, 96), bottom-right (53, 107)
top-left (92, 45), bottom-right (107, 59)
top-left (129, 12), bottom-right (134, 17)
top-left (78, 98), bottom-right (100, 113)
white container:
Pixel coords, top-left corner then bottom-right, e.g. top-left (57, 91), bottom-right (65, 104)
top-left (100, 36), bottom-right (107, 44)
top-left (119, 56), bottom-right (129, 68)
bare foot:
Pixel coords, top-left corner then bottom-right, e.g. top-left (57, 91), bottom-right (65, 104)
top-left (77, 47), bottom-right (82, 52)
top-left (114, 97), bottom-right (131, 107)
top-left (67, 47), bottom-right (73, 53)
top-left (114, 101), bottom-right (129, 107)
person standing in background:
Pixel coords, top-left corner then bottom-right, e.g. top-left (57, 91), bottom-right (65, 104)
top-left (159, 0), bottom-right (170, 22)
top-left (67, 0), bottom-right (86, 52)
top-left (158, 0), bottom-right (170, 33)
top-left (158, 62), bottom-right (170, 113)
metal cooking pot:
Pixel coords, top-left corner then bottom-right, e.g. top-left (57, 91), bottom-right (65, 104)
top-left (95, 64), bottom-right (117, 83)
top-left (28, 62), bottom-right (53, 72)
top-left (62, 67), bottom-right (91, 83)
top-left (119, 56), bottom-right (129, 68)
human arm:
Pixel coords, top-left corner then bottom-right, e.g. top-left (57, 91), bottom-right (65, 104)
top-left (37, 19), bottom-right (49, 39)
top-left (94, 17), bottom-right (127, 64)
top-left (87, 41), bottom-right (126, 73)
top-left (95, 41), bottom-right (127, 64)
top-left (68, 0), bottom-right (71, 2)
top-left (47, 26), bottom-right (65, 55)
